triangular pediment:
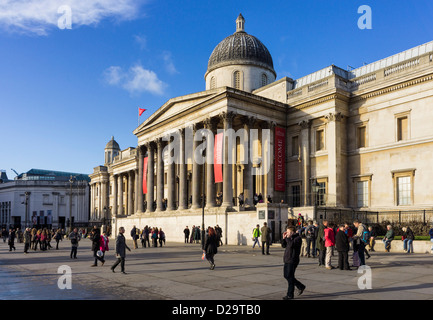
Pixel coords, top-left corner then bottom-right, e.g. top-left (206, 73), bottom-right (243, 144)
top-left (134, 88), bottom-right (226, 136)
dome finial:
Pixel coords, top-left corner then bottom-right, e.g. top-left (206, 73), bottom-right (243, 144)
top-left (236, 13), bottom-right (245, 33)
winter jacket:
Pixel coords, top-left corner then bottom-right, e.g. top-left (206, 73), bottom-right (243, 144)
top-left (335, 230), bottom-right (349, 252)
top-left (115, 233), bottom-right (130, 258)
top-left (316, 224), bottom-right (326, 251)
top-left (324, 227), bottom-right (335, 247)
top-left (281, 233), bottom-right (302, 264)
top-left (99, 235), bottom-right (109, 252)
top-left (261, 226), bottom-right (271, 242)
top-left (384, 228), bottom-right (394, 241)
top-left (404, 227), bottom-right (415, 240)
top-left (204, 234), bottom-right (218, 256)
top-left (252, 228), bottom-right (261, 238)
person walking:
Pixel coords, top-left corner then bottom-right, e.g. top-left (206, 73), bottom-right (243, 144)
top-left (90, 227), bottom-right (105, 267)
top-left (335, 224), bottom-right (351, 270)
top-left (99, 231), bottom-right (110, 261)
top-left (158, 228), bottom-right (166, 247)
top-left (8, 228), bottom-right (16, 252)
top-left (111, 227), bottom-right (131, 274)
top-left (68, 227), bottom-right (80, 259)
top-left (252, 224), bottom-right (261, 249)
top-left (54, 229), bottom-right (62, 250)
top-left (281, 226), bottom-right (305, 300)
top-left (23, 228), bottom-right (31, 254)
top-left (383, 225), bottom-right (394, 252)
top-left (203, 227), bottom-right (219, 270)
top-left (402, 226), bottom-right (415, 253)
top-left (316, 220), bottom-right (327, 267)
top-left (324, 222), bottom-right (335, 270)
top-left (183, 226), bottom-right (190, 244)
top-left (261, 222), bottom-right (272, 255)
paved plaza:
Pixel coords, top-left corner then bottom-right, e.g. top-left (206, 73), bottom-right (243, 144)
top-left (0, 237), bottom-right (432, 301)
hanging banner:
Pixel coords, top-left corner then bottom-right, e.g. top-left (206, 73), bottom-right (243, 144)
top-left (214, 132), bottom-right (224, 183)
top-left (142, 157), bottom-right (148, 194)
top-left (274, 126), bottom-right (286, 192)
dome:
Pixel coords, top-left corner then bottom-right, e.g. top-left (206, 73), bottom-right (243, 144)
top-left (105, 136), bottom-right (119, 150)
top-left (206, 14), bottom-right (276, 77)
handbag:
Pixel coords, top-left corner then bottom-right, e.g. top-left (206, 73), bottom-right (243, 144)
top-left (96, 250), bottom-right (103, 257)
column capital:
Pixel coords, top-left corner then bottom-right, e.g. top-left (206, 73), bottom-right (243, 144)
top-left (203, 117), bottom-right (218, 130)
top-left (298, 119), bottom-right (311, 129)
top-left (243, 116), bottom-right (257, 129)
top-left (325, 112), bottom-right (344, 123)
top-left (219, 111), bottom-right (236, 125)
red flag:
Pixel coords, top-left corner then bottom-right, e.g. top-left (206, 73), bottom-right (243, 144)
top-left (214, 132), bottom-right (224, 183)
top-left (143, 157), bottom-right (148, 194)
top-left (139, 108), bottom-right (146, 116)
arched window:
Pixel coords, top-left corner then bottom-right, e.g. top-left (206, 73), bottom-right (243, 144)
top-left (262, 73), bottom-right (268, 87)
top-left (233, 71), bottom-right (241, 89)
top-left (210, 76), bottom-right (216, 89)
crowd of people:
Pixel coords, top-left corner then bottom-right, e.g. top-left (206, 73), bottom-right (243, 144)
top-left (129, 225), bottom-right (166, 249)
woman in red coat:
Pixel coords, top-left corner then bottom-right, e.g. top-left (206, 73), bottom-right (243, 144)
top-left (324, 223), bottom-right (335, 270)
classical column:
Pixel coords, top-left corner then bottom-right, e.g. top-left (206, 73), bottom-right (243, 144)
top-left (146, 142), bottom-right (155, 213)
top-left (156, 138), bottom-right (164, 212)
top-left (128, 170), bottom-right (134, 215)
top-left (118, 174), bottom-right (124, 215)
top-left (167, 135), bottom-right (176, 211)
top-left (264, 120), bottom-right (276, 202)
top-left (178, 128), bottom-right (188, 210)
top-left (191, 124), bottom-right (201, 209)
top-left (112, 175), bottom-right (118, 216)
top-left (243, 116), bottom-right (256, 207)
top-left (325, 112), bottom-right (346, 207)
top-left (299, 119), bottom-right (311, 206)
top-left (137, 145), bottom-right (144, 213)
top-left (204, 117), bottom-right (217, 208)
top-left (221, 111), bottom-right (236, 207)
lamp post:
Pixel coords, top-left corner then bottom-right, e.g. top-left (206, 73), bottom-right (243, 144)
top-left (24, 192), bottom-right (30, 228)
top-left (69, 175), bottom-right (75, 233)
top-left (312, 180), bottom-right (320, 222)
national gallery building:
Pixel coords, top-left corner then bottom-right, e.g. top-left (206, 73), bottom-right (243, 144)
top-left (90, 15), bottom-right (433, 243)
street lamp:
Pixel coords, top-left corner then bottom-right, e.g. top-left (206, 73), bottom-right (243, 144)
top-left (23, 192), bottom-right (30, 228)
top-left (69, 175), bottom-right (76, 232)
top-left (312, 180), bottom-right (320, 222)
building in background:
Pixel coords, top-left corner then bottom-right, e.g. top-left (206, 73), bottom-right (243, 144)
top-left (90, 14), bottom-right (433, 243)
top-left (0, 169), bottom-right (90, 230)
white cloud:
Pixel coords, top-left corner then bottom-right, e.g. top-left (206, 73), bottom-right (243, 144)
top-left (104, 64), bottom-right (167, 96)
top-left (0, 0), bottom-right (144, 35)
top-left (162, 51), bottom-right (179, 75)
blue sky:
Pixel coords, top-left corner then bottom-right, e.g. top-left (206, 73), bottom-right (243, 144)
top-left (1, 0), bottom-right (433, 178)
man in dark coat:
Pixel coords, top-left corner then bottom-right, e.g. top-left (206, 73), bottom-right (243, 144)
top-left (281, 226), bottom-right (305, 300)
top-left (335, 224), bottom-right (351, 270)
top-left (90, 227), bottom-right (105, 267)
top-left (316, 220), bottom-right (328, 266)
top-left (183, 226), bottom-right (190, 244)
top-left (111, 227), bottom-right (131, 274)
top-left (261, 222), bottom-right (272, 255)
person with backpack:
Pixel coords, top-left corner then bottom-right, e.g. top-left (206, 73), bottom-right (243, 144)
top-left (353, 220), bottom-right (368, 266)
top-left (252, 224), bottom-right (261, 249)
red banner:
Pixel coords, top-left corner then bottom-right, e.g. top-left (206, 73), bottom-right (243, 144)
top-left (274, 127), bottom-right (286, 191)
top-left (214, 132), bottom-right (224, 183)
top-left (142, 157), bottom-right (148, 194)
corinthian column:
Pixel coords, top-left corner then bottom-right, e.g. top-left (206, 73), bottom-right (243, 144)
top-left (146, 142), bottom-right (155, 213)
top-left (204, 117), bottom-right (217, 208)
top-left (137, 145), bottom-right (144, 213)
top-left (220, 111), bottom-right (236, 208)
top-left (243, 116), bottom-right (256, 207)
top-left (191, 124), bottom-right (201, 210)
top-left (156, 138), bottom-right (164, 212)
top-left (178, 128), bottom-right (188, 210)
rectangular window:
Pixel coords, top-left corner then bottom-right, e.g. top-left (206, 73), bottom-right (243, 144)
top-left (357, 181), bottom-right (369, 207)
top-left (397, 176), bottom-right (411, 205)
top-left (291, 136), bottom-right (299, 156)
top-left (316, 129), bottom-right (325, 151)
top-left (315, 182), bottom-right (326, 206)
top-left (357, 126), bottom-right (366, 148)
top-left (291, 185), bottom-right (301, 207)
top-left (397, 116), bottom-right (408, 141)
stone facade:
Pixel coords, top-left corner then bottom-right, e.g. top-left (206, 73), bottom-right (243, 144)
top-left (90, 15), bottom-right (433, 242)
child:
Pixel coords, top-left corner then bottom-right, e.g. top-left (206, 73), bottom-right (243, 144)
top-left (336, 224), bottom-right (351, 270)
